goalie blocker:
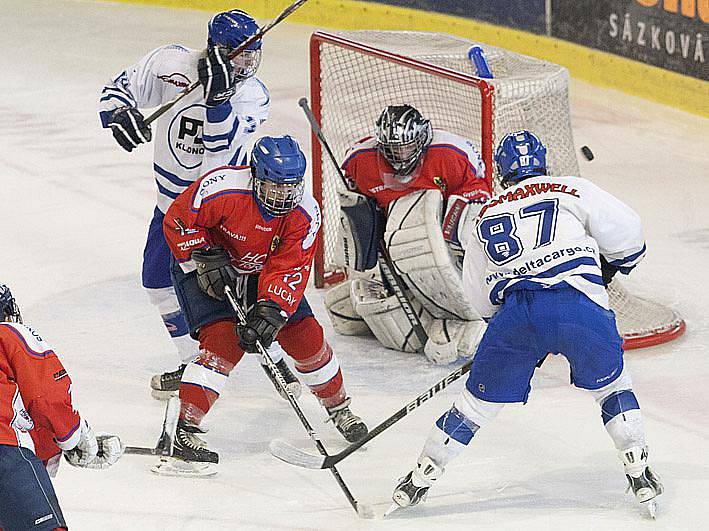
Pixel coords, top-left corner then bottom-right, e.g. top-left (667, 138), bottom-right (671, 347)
top-left (325, 189), bottom-right (486, 364)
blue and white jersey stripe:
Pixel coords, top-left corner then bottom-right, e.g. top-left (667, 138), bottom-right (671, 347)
top-left (463, 176), bottom-right (645, 317)
top-left (98, 43), bottom-right (269, 213)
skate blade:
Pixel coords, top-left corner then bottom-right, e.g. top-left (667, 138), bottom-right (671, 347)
top-left (383, 503), bottom-right (401, 518)
top-left (150, 457), bottom-right (217, 478)
top-left (151, 389), bottom-right (178, 401)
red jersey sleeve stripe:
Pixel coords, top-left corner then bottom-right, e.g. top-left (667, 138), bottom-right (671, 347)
top-left (190, 189), bottom-right (252, 213)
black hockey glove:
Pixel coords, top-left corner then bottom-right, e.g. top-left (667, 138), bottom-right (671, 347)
top-left (198, 46), bottom-right (237, 107)
top-left (192, 247), bottom-right (239, 301)
top-left (600, 255), bottom-right (620, 287)
top-left (107, 107), bottom-right (152, 152)
top-left (237, 300), bottom-right (288, 352)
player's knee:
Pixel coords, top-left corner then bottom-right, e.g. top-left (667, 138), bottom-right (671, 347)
top-left (454, 388), bottom-right (504, 428)
top-left (278, 316), bottom-right (324, 361)
top-left (198, 320), bottom-right (242, 367)
top-left (145, 286), bottom-right (180, 313)
top-left (599, 390), bottom-right (641, 425)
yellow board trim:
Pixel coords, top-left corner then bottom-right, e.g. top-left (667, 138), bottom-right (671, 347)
top-left (102, 0), bottom-right (708, 117)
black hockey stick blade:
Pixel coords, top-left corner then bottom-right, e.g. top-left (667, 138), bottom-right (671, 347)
top-left (270, 359), bottom-right (474, 469)
top-left (124, 396), bottom-right (180, 457)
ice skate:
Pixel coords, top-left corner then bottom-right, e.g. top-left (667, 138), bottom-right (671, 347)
top-left (262, 358), bottom-right (302, 400)
top-left (150, 364), bottom-right (186, 400)
top-left (325, 397), bottom-right (368, 443)
top-left (391, 456), bottom-right (443, 509)
top-left (151, 421), bottom-right (218, 477)
top-left (620, 446), bottom-right (663, 518)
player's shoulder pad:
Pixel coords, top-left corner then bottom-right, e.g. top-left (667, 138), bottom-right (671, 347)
top-left (149, 44), bottom-right (198, 81)
top-left (343, 136), bottom-right (378, 167)
top-left (191, 166), bottom-right (252, 210)
top-left (234, 77), bottom-right (270, 106)
top-left (429, 130), bottom-right (480, 157)
top-left (0, 322), bottom-right (55, 359)
top-left (291, 191), bottom-right (322, 251)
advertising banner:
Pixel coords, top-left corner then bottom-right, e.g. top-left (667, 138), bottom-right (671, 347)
top-left (552, 0), bottom-right (707, 80)
top-left (369, 0), bottom-right (546, 34)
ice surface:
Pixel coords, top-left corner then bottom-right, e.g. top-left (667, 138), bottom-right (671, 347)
top-left (1, 1), bottom-right (707, 529)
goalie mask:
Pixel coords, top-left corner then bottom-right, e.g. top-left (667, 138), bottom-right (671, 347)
top-left (251, 135), bottom-right (306, 217)
top-left (495, 130), bottom-right (547, 188)
top-left (208, 10), bottom-right (262, 82)
top-left (0, 283), bottom-right (22, 323)
top-left (375, 105), bottom-right (432, 180)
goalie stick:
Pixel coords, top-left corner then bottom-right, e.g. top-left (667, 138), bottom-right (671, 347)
top-left (299, 97), bottom-right (429, 348)
top-left (223, 286), bottom-right (373, 519)
top-left (124, 396), bottom-right (180, 456)
top-left (144, 0), bottom-right (311, 125)
top-left (270, 358), bottom-right (473, 469)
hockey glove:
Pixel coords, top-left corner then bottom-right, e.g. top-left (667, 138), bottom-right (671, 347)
top-left (237, 300), bottom-right (288, 352)
top-left (107, 106), bottom-right (152, 152)
top-left (198, 46), bottom-right (237, 107)
top-left (192, 247), bottom-right (239, 301)
top-left (600, 255), bottom-right (620, 286)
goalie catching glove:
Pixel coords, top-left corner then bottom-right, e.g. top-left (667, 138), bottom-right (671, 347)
top-left (63, 418), bottom-right (123, 470)
top-left (237, 300), bottom-right (288, 352)
top-left (106, 106), bottom-right (152, 152)
top-left (198, 46), bottom-right (237, 107)
top-left (192, 247), bottom-right (239, 301)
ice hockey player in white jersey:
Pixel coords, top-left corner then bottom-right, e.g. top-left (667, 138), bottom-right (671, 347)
top-left (390, 131), bottom-right (663, 518)
top-left (99, 10), bottom-right (269, 398)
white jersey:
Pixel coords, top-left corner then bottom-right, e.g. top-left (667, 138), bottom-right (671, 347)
top-left (99, 44), bottom-right (270, 213)
top-left (463, 176), bottom-right (645, 317)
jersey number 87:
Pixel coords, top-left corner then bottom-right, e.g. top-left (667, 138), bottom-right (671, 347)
top-left (477, 199), bottom-right (559, 265)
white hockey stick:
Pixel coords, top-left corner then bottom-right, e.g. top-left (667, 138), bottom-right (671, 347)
top-left (144, 0), bottom-right (310, 125)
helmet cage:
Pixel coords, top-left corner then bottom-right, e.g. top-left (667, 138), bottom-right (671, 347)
top-left (375, 105), bottom-right (432, 177)
top-left (254, 178), bottom-right (305, 217)
top-left (208, 10), bottom-right (262, 81)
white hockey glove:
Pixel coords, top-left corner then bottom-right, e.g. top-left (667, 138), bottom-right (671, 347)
top-left (63, 419), bottom-right (123, 469)
top-left (424, 319), bottom-right (486, 364)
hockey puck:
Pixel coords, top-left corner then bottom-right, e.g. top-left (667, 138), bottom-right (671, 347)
top-left (581, 145), bottom-right (594, 161)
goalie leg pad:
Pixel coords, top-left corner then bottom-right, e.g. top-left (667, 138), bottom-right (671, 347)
top-left (324, 280), bottom-right (371, 336)
top-left (385, 190), bottom-right (480, 320)
top-left (350, 278), bottom-right (431, 353)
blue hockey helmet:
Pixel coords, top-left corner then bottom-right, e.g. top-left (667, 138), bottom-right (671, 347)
top-left (207, 10), bottom-right (262, 81)
top-left (0, 283), bottom-right (22, 323)
top-left (494, 130), bottom-right (547, 188)
top-left (251, 135), bottom-right (307, 217)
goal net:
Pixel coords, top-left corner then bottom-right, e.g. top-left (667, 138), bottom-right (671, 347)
top-left (309, 30), bottom-right (684, 349)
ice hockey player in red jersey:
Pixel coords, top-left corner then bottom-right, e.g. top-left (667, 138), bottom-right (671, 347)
top-left (0, 283), bottom-right (122, 530)
top-left (326, 105), bottom-right (493, 364)
top-left (158, 135), bottom-right (368, 476)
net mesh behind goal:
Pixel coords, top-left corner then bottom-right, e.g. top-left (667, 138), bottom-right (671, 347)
top-left (309, 30), bottom-right (684, 349)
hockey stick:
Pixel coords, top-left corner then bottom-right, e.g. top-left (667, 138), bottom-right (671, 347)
top-left (270, 358), bottom-right (473, 469)
top-left (124, 396), bottom-right (180, 456)
top-left (223, 286), bottom-right (372, 518)
top-left (144, 0), bottom-right (310, 125)
top-left (298, 97), bottom-right (429, 348)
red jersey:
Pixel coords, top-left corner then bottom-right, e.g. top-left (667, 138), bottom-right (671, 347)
top-left (0, 323), bottom-right (81, 461)
top-left (342, 129), bottom-right (491, 211)
top-left (164, 165), bottom-right (321, 316)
